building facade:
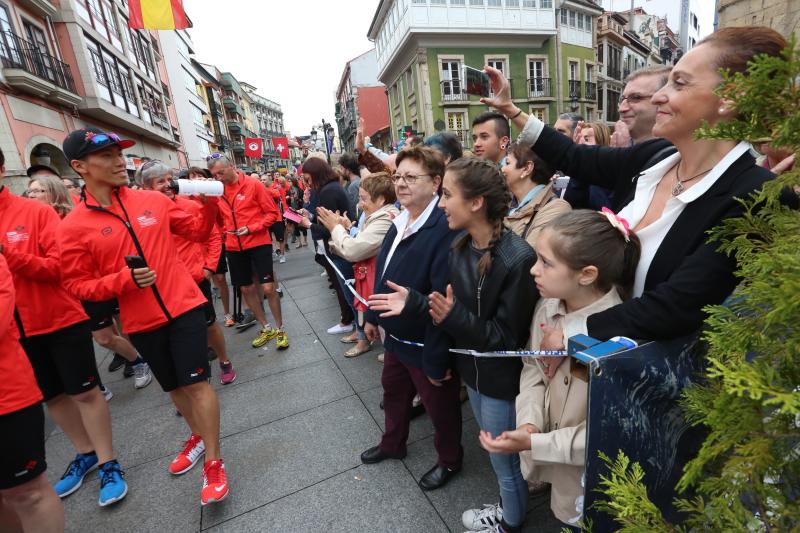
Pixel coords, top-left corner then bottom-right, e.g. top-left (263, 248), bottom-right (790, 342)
top-left (0, 0), bottom-right (181, 191)
top-left (242, 84), bottom-right (286, 171)
top-left (601, 0), bottom-right (710, 52)
top-left (367, 0), bottom-right (602, 149)
top-left (193, 60), bottom-right (230, 159)
top-left (334, 48), bottom-right (388, 153)
top-left (716, 0), bottom-right (799, 37)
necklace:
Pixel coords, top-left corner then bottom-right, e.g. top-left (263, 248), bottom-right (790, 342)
top-left (671, 161), bottom-right (714, 196)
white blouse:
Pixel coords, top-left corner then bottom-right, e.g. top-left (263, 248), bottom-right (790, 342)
top-left (619, 141), bottom-right (751, 297)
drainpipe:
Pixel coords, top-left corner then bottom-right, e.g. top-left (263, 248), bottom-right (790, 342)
top-left (554, 2), bottom-right (564, 115)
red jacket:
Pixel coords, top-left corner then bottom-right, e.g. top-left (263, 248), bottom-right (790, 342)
top-left (270, 183), bottom-right (287, 213)
top-left (0, 254), bottom-right (43, 415)
top-left (57, 187), bottom-right (218, 334)
top-left (0, 187), bottom-right (88, 336)
top-left (219, 173), bottom-right (280, 251)
top-left (173, 196), bottom-right (222, 283)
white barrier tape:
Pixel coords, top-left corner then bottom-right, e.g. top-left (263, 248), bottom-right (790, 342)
top-left (450, 348), bottom-right (568, 358)
top-left (388, 334), bottom-right (425, 347)
top-left (318, 240), bottom-right (370, 307)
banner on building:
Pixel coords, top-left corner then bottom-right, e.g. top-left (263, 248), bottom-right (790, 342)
top-left (271, 137), bottom-right (290, 159)
top-left (128, 0), bottom-right (191, 30)
top-left (244, 138), bottom-right (263, 158)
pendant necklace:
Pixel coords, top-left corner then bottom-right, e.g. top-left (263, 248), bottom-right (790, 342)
top-left (672, 161), bottom-right (714, 196)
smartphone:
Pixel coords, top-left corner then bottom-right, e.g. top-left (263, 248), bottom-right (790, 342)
top-left (552, 176), bottom-right (571, 190)
top-left (124, 255), bottom-right (147, 269)
top-left (463, 65), bottom-right (491, 97)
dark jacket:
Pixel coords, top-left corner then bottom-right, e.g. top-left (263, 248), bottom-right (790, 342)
top-left (311, 181), bottom-right (350, 244)
top-left (532, 125), bottom-right (774, 340)
top-left (407, 230), bottom-right (538, 401)
top-left (365, 206), bottom-right (456, 379)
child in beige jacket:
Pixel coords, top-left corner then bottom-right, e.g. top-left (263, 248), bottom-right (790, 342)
top-left (479, 209), bottom-right (641, 530)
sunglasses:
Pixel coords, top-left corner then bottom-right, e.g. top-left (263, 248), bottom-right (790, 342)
top-left (206, 153), bottom-right (224, 161)
top-left (87, 132), bottom-right (121, 144)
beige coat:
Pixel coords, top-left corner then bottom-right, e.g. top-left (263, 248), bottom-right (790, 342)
top-left (504, 183), bottom-right (571, 250)
top-left (328, 204), bottom-right (399, 262)
top-left (516, 289), bottom-right (622, 525)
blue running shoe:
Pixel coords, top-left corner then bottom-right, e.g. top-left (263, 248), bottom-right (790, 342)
top-left (98, 461), bottom-right (128, 506)
top-left (54, 452), bottom-right (98, 498)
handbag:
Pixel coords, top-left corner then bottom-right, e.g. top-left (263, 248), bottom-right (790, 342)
top-left (352, 256), bottom-right (376, 313)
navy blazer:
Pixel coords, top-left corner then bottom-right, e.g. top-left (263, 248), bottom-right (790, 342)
top-left (365, 205), bottom-right (457, 379)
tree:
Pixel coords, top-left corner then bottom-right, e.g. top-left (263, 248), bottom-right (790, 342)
top-left (591, 40), bottom-right (800, 532)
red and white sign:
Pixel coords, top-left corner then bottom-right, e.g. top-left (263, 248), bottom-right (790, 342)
top-left (271, 137), bottom-right (289, 159)
top-left (244, 138), bottom-right (263, 158)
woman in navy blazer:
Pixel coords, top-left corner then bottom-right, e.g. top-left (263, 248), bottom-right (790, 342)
top-left (360, 147), bottom-right (464, 491)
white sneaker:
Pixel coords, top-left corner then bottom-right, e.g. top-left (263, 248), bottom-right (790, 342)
top-left (279, 255), bottom-right (286, 264)
top-left (326, 323), bottom-right (354, 335)
top-left (100, 385), bottom-right (113, 402)
top-left (462, 503), bottom-right (503, 530)
top-left (133, 362), bottom-right (153, 389)
top-left (464, 526), bottom-right (503, 533)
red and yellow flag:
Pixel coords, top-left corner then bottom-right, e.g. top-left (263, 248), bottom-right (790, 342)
top-left (128, 0), bottom-right (190, 30)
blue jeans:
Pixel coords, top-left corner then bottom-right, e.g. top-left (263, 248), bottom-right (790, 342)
top-left (329, 254), bottom-right (365, 340)
top-left (467, 386), bottom-right (528, 528)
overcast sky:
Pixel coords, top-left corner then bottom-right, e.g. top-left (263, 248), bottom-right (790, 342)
top-left (188, 0), bottom-right (378, 138)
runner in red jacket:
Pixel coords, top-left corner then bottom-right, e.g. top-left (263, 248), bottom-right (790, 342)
top-left (57, 128), bottom-right (229, 506)
top-left (139, 162), bottom-right (236, 386)
top-left (0, 252), bottom-right (64, 533)
top-left (0, 148), bottom-right (126, 507)
top-left (209, 154), bottom-right (289, 350)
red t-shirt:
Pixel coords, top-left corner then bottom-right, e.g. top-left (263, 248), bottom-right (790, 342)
top-left (0, 254), bottom-right (43, 415)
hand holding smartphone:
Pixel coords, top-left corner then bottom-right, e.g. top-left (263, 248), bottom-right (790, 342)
top-left (463, 65), bottom-right (491, 98)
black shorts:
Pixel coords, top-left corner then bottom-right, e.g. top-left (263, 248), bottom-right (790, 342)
top-left (21, 321), bottom-right (100, 402)
top-left (270, 221), bottom-right (285, 242)
top-left (0, 403), bottom-right (46, 489)
top-left (198, 279), bottom-right (216, 326)
top-left (215, 245), bottom-right (228, 274)
top-left (227, 245), bottom-right (274, 286)
top-left (128, 307), bottom-right (210, 393)
top-left (81, 299), bottom-right (119, 332)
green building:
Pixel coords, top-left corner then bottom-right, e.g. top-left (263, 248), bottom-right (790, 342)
top-left (367, 0), bottom-right (603, 148)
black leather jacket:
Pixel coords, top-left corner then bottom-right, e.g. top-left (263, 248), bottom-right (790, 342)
top-left (405, 229), bottom-right (539, 401)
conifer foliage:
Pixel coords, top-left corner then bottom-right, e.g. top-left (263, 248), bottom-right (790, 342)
top-left (592, 39), bottom-right (800, 532)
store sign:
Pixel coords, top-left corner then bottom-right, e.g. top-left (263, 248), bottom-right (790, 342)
top-left (125, 156), bottom-right (144, 171)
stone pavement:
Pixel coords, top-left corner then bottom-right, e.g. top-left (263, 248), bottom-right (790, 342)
top-left (45, 245), bottom-right (564, 533)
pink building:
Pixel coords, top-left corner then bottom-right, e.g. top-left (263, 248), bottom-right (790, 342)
top-left (334, 48), bottom-right (389, 153)
top-left (0, 0), bottom-right (183, 192)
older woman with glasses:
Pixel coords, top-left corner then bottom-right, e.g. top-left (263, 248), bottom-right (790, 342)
top-left (360, 146), bottom-right (463, 491)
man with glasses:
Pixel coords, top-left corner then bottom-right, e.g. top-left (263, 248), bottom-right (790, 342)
top-left (615, 66), bottom-right (673, 146)
top-left (207, 154), bottom-right (289, 351)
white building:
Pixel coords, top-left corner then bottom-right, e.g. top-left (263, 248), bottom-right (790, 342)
top-left (158, 29), bottom-right (213, 168)
top-left (601, 0), bottom-right (713, 52)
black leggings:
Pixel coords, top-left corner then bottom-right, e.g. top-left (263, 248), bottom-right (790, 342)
top-left (315, 253), bottom-right (354, 325)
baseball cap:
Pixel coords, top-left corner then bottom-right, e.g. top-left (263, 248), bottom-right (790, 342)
top-left (26, 164), bottom-right (61, 178)
top-left (63, 127), bottom-right (135, 161)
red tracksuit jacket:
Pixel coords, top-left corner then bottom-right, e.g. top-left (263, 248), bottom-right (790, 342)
top-left (0, 187), bottom-right (87, 337)
top-left (57, 187), bottom-right (218, 334)
top-left (173, 195), bottom-right (222, 283)
top-left (0, 254), bottom-right (43, 415)
top-left (219, 173), bottom-right (280, 252)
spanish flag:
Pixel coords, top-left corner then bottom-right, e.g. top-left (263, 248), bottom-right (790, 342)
top-left (128, 0), bottom-right (190, 30)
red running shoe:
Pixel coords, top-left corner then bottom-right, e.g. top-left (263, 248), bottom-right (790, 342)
top-left (169, 434), bottom-right (205, 475)
top-left (201, 459), bottom-right (229, 506)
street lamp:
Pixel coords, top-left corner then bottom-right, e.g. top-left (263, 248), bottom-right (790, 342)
top-left (310, 120), bottom-right (334, 163)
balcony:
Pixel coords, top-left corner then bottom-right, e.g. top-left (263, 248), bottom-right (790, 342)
top-left (15, 0), bottom-right (57, 17)
top-left (0, 30), bottom-right (80, 105)
top-left (585, 81), bottom-right (597, 100)
top-left (232, 142), bottom-right (245, 153)
top-left (440, 80), bottom-right (467, 102)
top-left (527, 77), bottom-right (552, 98)
top-left (568, 80), bottom-right (582, 99)
top-left (223, 96), bottom-right (243, 116)
top-left (606, 68), bottom-right (622, 80)
top-left (214, 134), bottom-right (229, 148)
top-left (227, 120), bottom-right (243, 133)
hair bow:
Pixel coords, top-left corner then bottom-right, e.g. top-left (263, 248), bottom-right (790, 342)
top-left (600, 207), bottom-right (630, 242)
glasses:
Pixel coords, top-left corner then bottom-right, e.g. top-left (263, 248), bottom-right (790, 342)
top-left (27, 188), bottom-right (45, 196)
top-left (390, 173), bottom-right (430, 184)
top-left (206, 153), bottom-right (224, 161)
top-left (64, 184), bottom-right (79, 190)
top-left (618, 93), bottom-right (654, 105)
top-left (87, 132), bottom-right (121, 144)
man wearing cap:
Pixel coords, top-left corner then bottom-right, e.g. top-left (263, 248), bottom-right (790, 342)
top-left (0, 147), bottom-right (128, 507)
top-left (56, 128), bottom-right (230, 506)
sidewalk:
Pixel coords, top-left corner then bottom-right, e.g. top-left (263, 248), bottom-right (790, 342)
top-left (45, 245), bottom-right (563, 533)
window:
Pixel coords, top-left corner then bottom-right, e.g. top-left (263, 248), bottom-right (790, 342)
top-left (585, 107), bottom-right (593, 122)
top-left (183, 67), bottom-right (196, 93)
top-left (540, 0), bottom-right (552, 7)
top-left (522, 0), bottom-right (536, 7)
top-left (569, 61), bottom-right (578, 80)
top-left (445, 111), bottom-right (468, 145)
top-left (0, 5), bottom-right (22, 66)
top-left (76, 0), bottom-right (121, 48)
top-left (469, 0), bottom-right (484, 5)
top-left (597, 43), bottom-right (604, 63)
top-left (560, 9), bottom-right (567, 25)
top-left (487, 0), bottom-right (501, 5)
top-left (528, 106), bottom-right (546, 122)
top-left (506, 0), bottom-right (518, 5)
top-left (586, 64), bottom-right (594, 82)
top-left (440, 59), bottom-right (462, 98)
top-left (450, 0), bottom-right (465, 5)
top-left (528, 58), bottom-right (547, 96)
top-left (577, 13), bottom-right (584, 30)
top-left (487, 58), bottom-right (505, 75)
top-left (405, 69), bottom-right (414, 93)
top-left (585, 15), bottom-right (592, 31)
top-left (191, 104), bottom-right (204, 125)
top-left (568, 10), bottom-right (576, 27)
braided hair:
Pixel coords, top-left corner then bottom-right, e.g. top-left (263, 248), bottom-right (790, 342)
top-left (445, 157), bottom-right (512, 276)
